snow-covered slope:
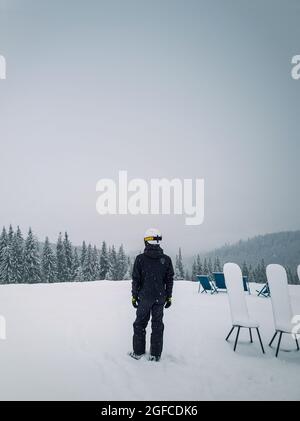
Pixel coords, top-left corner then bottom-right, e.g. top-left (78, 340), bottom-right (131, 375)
top-left (0, 281), bottom-right (299, 400)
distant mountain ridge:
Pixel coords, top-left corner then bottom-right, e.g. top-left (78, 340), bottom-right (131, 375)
top-left (202, 230), bottom-right (300, 270)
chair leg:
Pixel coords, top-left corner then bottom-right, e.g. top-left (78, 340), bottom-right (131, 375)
top-left (257, 284), bottom-right (270, 298)
top-left (295, 337), bottom-right (299, 351)
top-left (261, 286), bottom-right (268, 298)
top-left (226, 326), bottom-right (235, 341)
top-left (275, 332), bottom-right (283, 357)
top-left (256, 328), bottom-right (265, 354)
top-left (233, 327), bottom-right (241, 351)
top-left (249, 328), bottom-right (253, 343)
top-left (269, 331), bottom-right (278, 347)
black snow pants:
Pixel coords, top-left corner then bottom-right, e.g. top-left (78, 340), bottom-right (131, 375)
top-left (133, 298), bottom-right (164, 357)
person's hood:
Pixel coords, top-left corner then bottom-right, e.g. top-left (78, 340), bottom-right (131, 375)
top-left (144, 244), bottom-right (164, 259)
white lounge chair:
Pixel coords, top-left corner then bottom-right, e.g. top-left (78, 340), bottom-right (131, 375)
top-left (266, 264), bottom-right (300, 357)
top-left (224, 263), bottom-right (265, 353)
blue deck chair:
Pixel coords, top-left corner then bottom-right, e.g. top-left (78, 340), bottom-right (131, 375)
top-left (256, 282), bottom-right (270, 297)
top-left (213, 272), bottom-right (227, 291)
top-left (196, 275), bottom-right (217, 294)
top-left (243, 276), bottom-right (251, 294)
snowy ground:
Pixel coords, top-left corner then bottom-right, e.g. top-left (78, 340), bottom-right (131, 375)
top-left (0, 280), bottom-right (299, 401)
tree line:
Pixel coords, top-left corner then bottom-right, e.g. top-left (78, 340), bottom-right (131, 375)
top-left (173, 249), bottom-right (299, 284)
top-left (0, 226), bottom-right (298, 285)
top-left (0, 225), bottom-right (132, 284)
top-left (189, 255), bottom-right (299, 284)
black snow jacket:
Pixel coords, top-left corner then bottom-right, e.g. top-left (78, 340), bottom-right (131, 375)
top-left (131, 244), bottom-right (174, 301)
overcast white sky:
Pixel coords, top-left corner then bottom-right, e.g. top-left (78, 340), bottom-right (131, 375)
top-left (0, 0), bottom-right (299, 255)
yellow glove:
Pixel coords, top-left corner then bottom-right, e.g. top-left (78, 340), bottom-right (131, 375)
top-left (165, 297), bottom-right (172, 308)
top-left (132, 296), bottom-right (138, 308)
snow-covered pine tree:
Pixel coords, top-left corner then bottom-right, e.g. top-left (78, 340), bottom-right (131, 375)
top-left (81, 241), bottom-right (87, 267)
top-left (82, 244), bottom-right (94, 282)
top-left (92, 245), bottom-right (100, 280)
top-left (0, 226), bottom-right (7, 256)
top-left (8, 224), bottom-right (14, 244)
top-left (213, 257), bottom-right (217, 272)
top-left (0, 227), bottom-right (7, 251)
top-left (106, 246), bottom-right (111, 279)
top-left (203, 258), bottom-right (208, 275)
top-left (175, 255), bottom-right (180, 280)
top-left (248, 264), bottom-right (254, 283)
top-left (42, 236), bottom-right (57, 283)
top-left (191, 259), bottom-right (197, 281)
top-left (0, 234), bottom-right (15, 284)
top-left (208, 257), bottom-right (213, 279)
top-left (255, 259), bottom-right (267, 284)
top-left (0, 225), bottom-right (15, 283)
top-left (56, 232), bottom-right (68, 282)
top-left (185, 269), bottom-right (190, 280)
top-left (175, 248), bottom-right (184, 280)
top-left (253, 260), bottom-right (266, 284)
top-left (117, 244), bottom-right (127, 280)
top-left (0, 227), bottom-right (8, 284)
top-left (253, 263), bottom-right (259, 283)
top-left (71, 248), bottom-right (80, 281)
top-left (196, 254), bottom-right (202, 275)
top-left (63, 232), bottom-right (73, 281)
top-left (99, 241), bottom-right (109, 280)
top-left (124, 256), bottom-right (132, 280)
top-left (108, 245), bottom-right (118, 280)
top-left (178, 248), bottom-right (184, 279)
top-left (214, 256), bottom-right (222, 272)
top-left (260, 259), bottom-right (268, 284)
top-left (11, 226), bottom-right (24, 283)
top-left (175, 247), bottom-right (184, 279)
top-left (23, 228), bottom-right (41, 283)
top-left (0, 245), bottom-right (14, 283)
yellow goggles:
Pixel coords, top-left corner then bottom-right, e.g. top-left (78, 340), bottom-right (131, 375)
top-left (144, 235), bottom-right (162, 242)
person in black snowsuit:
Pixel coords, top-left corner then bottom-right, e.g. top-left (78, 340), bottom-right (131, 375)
top-left (131, 229), bottom-right (174, 361)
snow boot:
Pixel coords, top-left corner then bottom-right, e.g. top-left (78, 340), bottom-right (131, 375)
top-left (129, 352), bottom-right (144, 360)
top-left (149, 355), bottom-right (161, 362)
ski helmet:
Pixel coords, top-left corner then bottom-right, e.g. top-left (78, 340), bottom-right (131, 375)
top-left (144, 228), bottom-right (162, 245)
